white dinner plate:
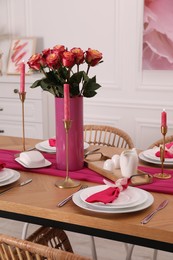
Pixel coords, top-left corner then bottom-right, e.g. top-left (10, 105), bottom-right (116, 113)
top-left (72, 189), bottom-right (154, 214)
top-left (139, 152), bottom-right (173, 165)
top-left (0, 169), bottom-right (20, 187)
top-left (35, 140), bottom-right (89, 153)
top-left (0, 170), bottom-right (14, 182)
top-left (80, 186), bottom-right (148, 210)
top-left (15, 157), bottom-right (51, 169)
top-left (143, 149), bottom-right (173, 163)
top-left (35, 142), bottom-right (56, 154)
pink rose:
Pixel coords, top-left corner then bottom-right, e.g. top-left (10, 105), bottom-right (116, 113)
top-left (27, 53), bottom-right (45, 70)
top-left (62, 51), bottom-right (75, 68)
top-left (85, 48), bottom-right (103, 66)
top-left (46, 52), bottom-right (60, 69)
top-left (70, 48), bottom-right (84, 65)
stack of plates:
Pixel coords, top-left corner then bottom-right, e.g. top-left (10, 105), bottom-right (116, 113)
top-left (72, 185), bottom-right (154, 214)
top-left (139, 148), bottom-right (173, 165)
top-left (35, 140), bottom-right (56, 153)
top-left (35, 140), bottom-right (89, 153)
top-left (0, 168), bottom-right (20, 187)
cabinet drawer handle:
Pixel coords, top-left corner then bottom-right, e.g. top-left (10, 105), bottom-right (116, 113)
top-left (14, 89), bottom-right (19, 94)
top-left (0, 108), bottom-right (3, 111)
top-left (0, 130), bottom-right (4, 133)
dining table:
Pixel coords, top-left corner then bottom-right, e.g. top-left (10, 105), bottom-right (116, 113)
top-left (0, 135), bottom-right (173, 254)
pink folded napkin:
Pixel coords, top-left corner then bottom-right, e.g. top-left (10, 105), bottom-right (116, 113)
top-left (0, 161), bottom-right (6, 170)
top-left (155, 142), bottom-right (173, 158)
top-left (137, 166), bottom-right (173, 194)
top-left (49, 138), bottom-right (56, 147)
top-left (85, 178), bottom-right (129, 204)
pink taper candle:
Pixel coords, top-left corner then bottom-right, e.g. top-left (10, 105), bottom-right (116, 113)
top-left (64, 84), bottom-right (70, 121)
top-left (161, 109), bottom-right (167, 128)
top-left (20, 62), bottom-right (25, 93)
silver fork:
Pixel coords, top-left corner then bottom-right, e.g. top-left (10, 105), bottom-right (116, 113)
top-left (141, 200), bottom-right (168, 224)
top-left (57, 184), bottom-right (88, 207)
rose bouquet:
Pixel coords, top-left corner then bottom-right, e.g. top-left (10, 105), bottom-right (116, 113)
top-left (27, 45), bottom-right (103, 98)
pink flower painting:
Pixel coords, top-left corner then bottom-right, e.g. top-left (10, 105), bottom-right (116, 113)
top-left (143, 0), bottom-right (173, 70)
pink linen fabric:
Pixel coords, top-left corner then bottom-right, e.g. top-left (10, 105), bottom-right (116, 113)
top-left (0, 161), bottom-right (6, 170)
top-left (155, 142), bottom-right (173, 158)
top-left (48, 138), bottom-right (56, 147)
top-left (85, 178), bottom-right (129, 204)
top-left (137, 166), bottom-right (173, 194)
top-left (0, 149), bottom-right (104, 184)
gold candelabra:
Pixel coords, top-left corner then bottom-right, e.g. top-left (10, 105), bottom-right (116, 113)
top-left (55, 120), bottom-right (80, 188)
top-left (19, 92), bottom-right (26, 151)
top-left (154, 126), bottom-right (171, 179)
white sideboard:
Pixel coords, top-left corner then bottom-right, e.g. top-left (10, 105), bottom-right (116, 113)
top-left (0, 75), bottom-right (48, 139)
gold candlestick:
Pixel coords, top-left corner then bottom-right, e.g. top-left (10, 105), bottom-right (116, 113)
top-left (19, 92), bottom-right (26, 151)
top-left (154, 126), bottom-right (171, 179)
top-left (55, 120), bottom-right (80, 188)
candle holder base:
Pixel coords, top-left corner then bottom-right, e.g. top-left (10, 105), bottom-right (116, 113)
top-left (154, 172), bottom-right (171, 179)
top-left (55, 177), bottom-right (80, 189)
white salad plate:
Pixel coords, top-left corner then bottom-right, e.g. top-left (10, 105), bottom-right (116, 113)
top-left (72, 189), bottom-right (154, 214)
top-left (0, 169), bottom-right (20, 187)
top-left (35, 140), bottom-right (89, 153)
top-left (80, 185), bottom-right (148, 210)
top-left (0, 169), bottom-right (14, 182)
top-left (139, 152), bottom-right (173, 165)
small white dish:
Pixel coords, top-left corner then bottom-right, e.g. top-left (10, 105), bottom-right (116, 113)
top-left (15, 151), bottom-right (51, 168)
top-left (0, 169), bottom-right (20, 187)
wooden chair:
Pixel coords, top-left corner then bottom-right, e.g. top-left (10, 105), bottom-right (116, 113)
top-left (84, 125), bottom-right (134, 149)
top-left (84, 124), bottom-right (135, 260)
top-left (148, 135), bottom-right (173, 149)
top-left (26, 226), bottom-right (73, 253)
top-left (0, 233), bottom-right (91, 260)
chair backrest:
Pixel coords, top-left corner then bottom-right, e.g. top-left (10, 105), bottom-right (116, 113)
top-left (84, 125), bottom-right (134, 149)
top-left (0, 233), bottom-right (92, 260)
top-left (148, 135), bottom-right (173, 149)
top-left (27, 227), bottom-right (73, 252)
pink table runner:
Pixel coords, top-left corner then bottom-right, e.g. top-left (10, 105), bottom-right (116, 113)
top-left (137, 166), bottom-right (173, 194)
top-left (1, 149), bottom-right (173, 194)
top-left (0, 149), bottom-right (104, 184)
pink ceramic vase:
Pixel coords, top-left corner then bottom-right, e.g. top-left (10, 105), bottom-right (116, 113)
top-left (55, 96), bottom-right (84, 171)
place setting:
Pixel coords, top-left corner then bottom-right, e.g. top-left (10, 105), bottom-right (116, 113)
top-left (72, 177), bottom-right (154, 214)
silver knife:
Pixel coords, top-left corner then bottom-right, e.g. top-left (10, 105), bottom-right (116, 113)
top-left (141, 199), bottom-right (168, 224)
top-left (0, 179), bottom-right (32, 195)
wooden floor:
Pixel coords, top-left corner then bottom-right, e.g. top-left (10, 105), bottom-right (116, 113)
top-left (0, 218), bottom-right (172, 259)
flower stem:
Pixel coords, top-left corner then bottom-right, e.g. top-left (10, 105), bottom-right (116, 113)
top-left (86, 65), bottom-right (90, 75)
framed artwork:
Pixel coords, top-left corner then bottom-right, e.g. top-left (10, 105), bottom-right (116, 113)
top-left (142, 0), bottom-right (173, 70)
top-left (7, 37), bottom-right (36, 74)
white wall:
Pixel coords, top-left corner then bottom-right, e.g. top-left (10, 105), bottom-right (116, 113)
top-left (1, 0), bottom-right (173, 149)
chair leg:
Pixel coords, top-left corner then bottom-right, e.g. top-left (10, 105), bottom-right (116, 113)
top-left (125, 244), bottom-right (135, 260)
top-left (153, 249), bottom-right (158, 260)
top-left (90, 236), bottom-right (98, 260)
top-left (21, 223), bottom-right (29, 239)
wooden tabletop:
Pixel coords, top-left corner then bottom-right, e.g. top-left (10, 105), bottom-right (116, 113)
top-left (0, 136), bottom-right (173, 252)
